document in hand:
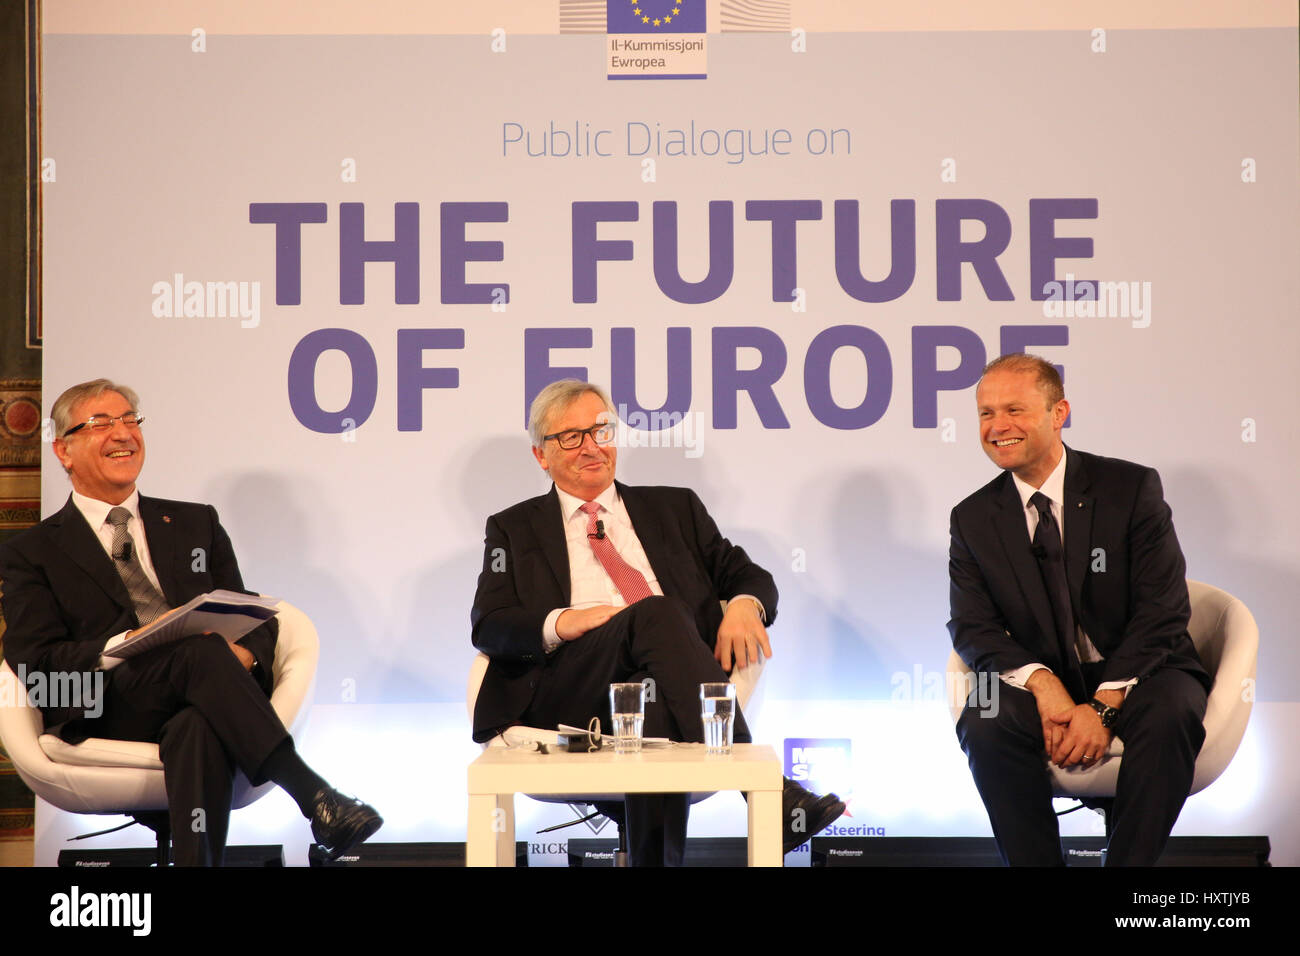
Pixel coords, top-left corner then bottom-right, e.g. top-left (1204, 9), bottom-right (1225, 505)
top-left (103, 590), bottom-right (281, 660)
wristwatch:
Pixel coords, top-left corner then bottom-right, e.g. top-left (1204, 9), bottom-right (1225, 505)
top-left (1088, 697), bottom-right (1120, 729)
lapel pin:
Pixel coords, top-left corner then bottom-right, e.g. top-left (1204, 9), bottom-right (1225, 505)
top-left (162, 515), bottom-right (172, 523)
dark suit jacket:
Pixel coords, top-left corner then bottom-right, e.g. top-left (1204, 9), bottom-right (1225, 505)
top-left (0, 495), bottom-right (277, 729)
top-left (470, 481), bottom-right (778, 742)
top-left (948, 448), bottom-right (1208, 693)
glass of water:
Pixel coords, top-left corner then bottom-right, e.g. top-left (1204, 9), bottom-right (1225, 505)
top-left (608, 682), bottom-right (646, 754)
top-left (700, 682), bottom-right (737, 755)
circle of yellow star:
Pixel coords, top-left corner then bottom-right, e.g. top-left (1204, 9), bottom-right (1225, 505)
top-left (627, 0), bottom-right (686, 30)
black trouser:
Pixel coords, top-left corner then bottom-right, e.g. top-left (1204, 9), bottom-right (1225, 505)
top-left (956, 664), bottom-right (1207, 866)
top-left (523, 596), bottom-right (749, 865)
top-left (65, 633), bottom-right (289, 866)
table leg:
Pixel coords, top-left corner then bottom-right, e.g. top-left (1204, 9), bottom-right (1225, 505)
top-left (467, 793), bottom-right (516, 867)
top-left (747, 787), bottom-right (781, 867)
top-left (496, 794), bottom-right (516, 866)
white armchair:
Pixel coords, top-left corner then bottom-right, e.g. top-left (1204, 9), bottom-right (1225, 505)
top-left (945, 580), bottom-right (1258, 800)
top-left (0, 600), bottom-right (319, 863)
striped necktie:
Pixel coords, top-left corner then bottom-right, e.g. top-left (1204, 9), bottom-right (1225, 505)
top-left (106, 506), bottom-right (172, 626)
top-left (580, 501), bottom-right (653, 604)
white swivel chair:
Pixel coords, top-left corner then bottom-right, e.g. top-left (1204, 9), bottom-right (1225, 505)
top-left (0, 600), bottom-right (319, 864)
top-left (945, 580), bottom-right (1258, 806)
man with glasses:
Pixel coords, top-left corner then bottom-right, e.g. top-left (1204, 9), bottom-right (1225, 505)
top-left (0, 379), bottom-right (381, 865)
top-left (471, 379), bottom-right (844, 865)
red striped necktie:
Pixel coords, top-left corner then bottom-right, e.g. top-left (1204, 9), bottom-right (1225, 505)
top-left (580, 501), bottom-right (653, 604)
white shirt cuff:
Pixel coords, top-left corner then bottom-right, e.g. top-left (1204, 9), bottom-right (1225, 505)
top-left (1001, 662), bottom-right (1047, 689)
top-left (1095, 678), bottom-right (1136, 696)
top-left (542, 609), bottom-right (565, 653)
top-left (1000, 666), bottom-right (1135, 698)
top-left (98, 632), bottom-right (130, 671)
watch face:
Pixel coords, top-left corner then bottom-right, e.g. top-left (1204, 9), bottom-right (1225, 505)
top-left (1091, 699), bottom-right (1117, 727)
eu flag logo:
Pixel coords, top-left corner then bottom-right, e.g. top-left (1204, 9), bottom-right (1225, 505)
top-left (607, 1), bottom-right (708, 79)
top-left (607, 1), bottom-right (706, 33)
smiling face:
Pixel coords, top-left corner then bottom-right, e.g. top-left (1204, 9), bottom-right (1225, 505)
top-left (976, 368), bottom-right (1068, 488)
top-left (53, 390), bottom-right (145, 505)
top-left (531, 390), bottom-right (617, 500)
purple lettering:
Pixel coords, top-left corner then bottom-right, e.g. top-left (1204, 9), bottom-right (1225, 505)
top-left (911, 326), bottom-right (986, 427)
top-left (339, 202), bottom-right (420, 305)
top-left (572, 202), bottom-right (638, 303)
top-left (396, 329), bottom-right (464, 431)
top-left (286, 329), bottom-right (378, 432)
top-left (804, 326), bottom-right (892, 429)
top-left (611, 327), bottom-right (692, 424)
top-left (711, 327), bottom-right (789, 429)
top-left (1028, 199), bottom-right (1097, 301)
top-left (935, 199), bottom-right (1014, 301)
top-left (745, 200), bottom-right (822, 302)
top-left (523, 327), bottom-right (593, 427)
top-left (652, 201), bottom-right (734, 304)
top-left (834, 200), bottom-right (916, 303)
top-left (440, 202), bottom-right (509, 305)
top-left (248, 202), bottom-right (328, 305)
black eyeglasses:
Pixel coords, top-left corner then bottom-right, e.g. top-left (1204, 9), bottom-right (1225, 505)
top-left (543, 422), bottom-right (616, 450)
top-left (63, 413), bottom-right (145, 437)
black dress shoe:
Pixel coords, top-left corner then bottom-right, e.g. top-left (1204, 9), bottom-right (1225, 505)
top-left (781, 777), bottom-right (846, 854)
top-left (310, 788), bottom-right (383, 860)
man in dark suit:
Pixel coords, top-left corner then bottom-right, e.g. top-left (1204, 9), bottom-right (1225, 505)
top-left (0, 379), bottom-right (381, 865)
top-left (471, 380), bottom-right (844, 865)
top-left (948, 354), bottom-right (1210, 866)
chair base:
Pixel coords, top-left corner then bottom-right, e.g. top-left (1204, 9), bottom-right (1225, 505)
top-left (133, 811), bottom-right (172, 868)
top-left (536, 803), bottom-right (630, 867)
top-left (1057, 798), bottom-right (1116, 840)
top-left (68, 811), bottom-right (171, 867)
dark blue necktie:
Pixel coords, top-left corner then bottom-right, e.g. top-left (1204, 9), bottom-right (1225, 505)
top-left (1030, 492), bottom-right (1086, 701)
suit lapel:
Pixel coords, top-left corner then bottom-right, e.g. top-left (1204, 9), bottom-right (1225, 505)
top-left (1062, 448), bottom-right (1095, 614)
top-left (991, 476), bottom-right (1059, 658)
top-left (531, 486), bottom-right (572, 605)
top-left (617, 482), bottom-right (672, 593)
top-left (47, 496), bottom-right (134, 613)
top-left (139, 496), bottom-right (181, 606)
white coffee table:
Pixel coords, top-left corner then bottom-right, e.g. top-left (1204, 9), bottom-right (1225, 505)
top-left (466, 742), bottom-right (783, 866)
